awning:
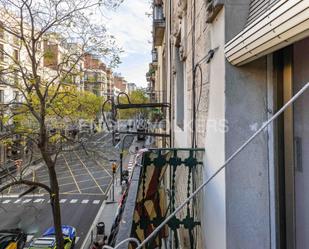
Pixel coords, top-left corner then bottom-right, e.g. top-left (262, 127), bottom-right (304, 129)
top-left (225, 0), bottom-right (309, 66)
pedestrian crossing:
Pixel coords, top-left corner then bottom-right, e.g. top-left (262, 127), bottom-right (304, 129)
top-left (127, 155), bottom-right (135, 175)
top-left (0, 197), bottom-right (102, 205)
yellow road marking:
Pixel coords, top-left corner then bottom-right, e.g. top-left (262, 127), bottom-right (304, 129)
top-left (93, 159), bottom-right (112, 177)
top-left (62, 155), bottom-right (82, 194)
top-left (78, 186), bottom-right (102, 191)
top-left (61, 191), bottom-right (104, 196)
top-left (74, 152), bottom-right (105, 194)
top-left (58, 182), bottom-right (78, 187)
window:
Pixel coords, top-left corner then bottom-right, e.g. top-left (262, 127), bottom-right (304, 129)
top-left (0, 44), bottom-right (4, 61)
top-left (0, 22), bottom-right (4, 40)
top-left (0, 71), bottom-right (3, 83)
top-left (0, 89), bottom-right (4, 103)
top-left (13, 49), bottom-right (19, 61)
top-left (0, 117), bottom-right (3, 132)
top-left (153, 4), bottom-right (164, 22)
top-left (13, 35), bottom-right (19, 46)
top-left (175, 47), bottom-right (185, 129)
top-left (13, 70), bottom-right (18, 84)
top-left (36, 41), bottom-right (41, 50)
top-left (13, 91), bottom-right (19, 102)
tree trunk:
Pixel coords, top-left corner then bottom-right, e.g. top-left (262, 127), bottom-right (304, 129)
top-left (39, 120), bottom-right (64, 249)
top-left (49, 168), bottom-right (64, 249)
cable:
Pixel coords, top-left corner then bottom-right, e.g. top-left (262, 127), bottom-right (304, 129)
top-left (192, 48), bottom-right (219, 148)
top-left (102, 98), bottom-right (113, 131)
top-left (107, 82), bottom-right (308, 249)
top-left (191, 0), bottom-right (197, 148)
top-left (102, 238), bottom-right (140, 249)
top-left (116, 92), bottom-right (131, 105)
top-left (135, 82), bottom-right (309, 249)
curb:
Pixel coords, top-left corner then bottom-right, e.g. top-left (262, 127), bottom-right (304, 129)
top-left (80, 196), bottom-right (107, 249)
top-left (81, 179), bottom-right (121, 249)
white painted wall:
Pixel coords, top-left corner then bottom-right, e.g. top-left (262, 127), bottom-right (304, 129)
top-left (203, 9), bottom-right (226, 249)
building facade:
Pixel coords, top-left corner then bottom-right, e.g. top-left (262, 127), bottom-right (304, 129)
top-left (113, 75), bottom-right (128, 96)
top-left (83, 53), bottom-right (108, 97)
top-left (126, 82), bottom-right (137, 94)
top-left (150, 0), bottom-right (309, 248)
top-left (0, 16), bottom-right (128, 165)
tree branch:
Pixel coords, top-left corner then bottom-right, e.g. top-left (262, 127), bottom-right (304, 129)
top-left (0, 179), bottom-right (52, 194)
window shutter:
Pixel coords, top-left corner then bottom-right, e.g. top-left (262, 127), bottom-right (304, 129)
top-left (246, 0), bottom-right (281, 26)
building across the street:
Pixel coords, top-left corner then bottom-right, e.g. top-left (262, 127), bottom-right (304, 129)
top-left (0, 13), bottom-right (130, 164)
top-left (126, 82), bottom-right (137, 94)
top-left (83, 53), bottom-right (108, 97)
top-left (113, 75), bottom-right (128, 96)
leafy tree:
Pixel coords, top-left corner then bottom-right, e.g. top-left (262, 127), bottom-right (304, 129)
top-left (0, 0), bottom-right (121, 248)
top-left (117, 89), bottom-right (150, 119)
top-left (12, 87), bottom-right (103, 135)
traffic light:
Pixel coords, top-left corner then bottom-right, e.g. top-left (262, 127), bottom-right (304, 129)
top-left (112, 162), bottom-right (117, 174)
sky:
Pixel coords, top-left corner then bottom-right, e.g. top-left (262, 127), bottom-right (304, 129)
top-left (104, 0), bottom-right (152, 87)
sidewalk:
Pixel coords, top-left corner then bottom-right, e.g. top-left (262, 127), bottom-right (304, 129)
top-left (82, 138), bottom-right (144, 249)
top-left (81, 177), bottom-right (122, 249)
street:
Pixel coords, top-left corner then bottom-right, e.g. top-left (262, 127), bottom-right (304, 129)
top-left (0, 132), bottom-right (122, 249)
top-left (0, 194), bottom-right (104, 248)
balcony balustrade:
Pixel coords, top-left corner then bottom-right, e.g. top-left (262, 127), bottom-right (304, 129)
top-left (112, 148), bottom-right (204, 249)
top-left (153, 4), bottom-right (165, 46)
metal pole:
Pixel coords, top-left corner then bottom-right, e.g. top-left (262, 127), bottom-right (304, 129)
top-left (111, 96), bottom-right (116, 146)
top-left (112, 171), bottom-right (115, 202)
top-left (120, 134), bottom-right (134, 183)
top-left (119, 151), bottom-right (123, 183)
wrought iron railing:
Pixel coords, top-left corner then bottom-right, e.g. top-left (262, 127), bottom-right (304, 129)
top-left (114, 148), bottom-right (204, 249)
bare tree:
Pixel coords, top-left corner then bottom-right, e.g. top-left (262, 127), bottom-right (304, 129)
top-left (0, 0), bottom-right (122, 248)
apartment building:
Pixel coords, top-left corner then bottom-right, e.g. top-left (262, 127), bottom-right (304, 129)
top-left (0, 19), bottom-right (27, 163)
top-left (127, 82), bottom-right (137, 94)
top-left (114, 75), bottom-right (128, 96)
top-left (43, 33), bottom-right (85, 91)
top-left (106, 68), bottom-right (114, 97)
top-left (146, 0), bottom-right (309, 249)
top-left (83, 53), bottom-right (108, 97)
top-left (0, 20), bottom-right (26, 107)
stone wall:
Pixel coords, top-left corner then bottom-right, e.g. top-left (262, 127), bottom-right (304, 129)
top-left (168, 0), bottom-right (213, 247)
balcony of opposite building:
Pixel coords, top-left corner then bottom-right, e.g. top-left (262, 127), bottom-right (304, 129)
top-left (153, 1), bottom-right (165, 46)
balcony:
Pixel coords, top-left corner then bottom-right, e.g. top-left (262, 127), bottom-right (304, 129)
top-left (111, 148), bottom-right (204, 249)
top-left (153, 4), bottom-right (165, 46)
top-left (152, 48), bottom-right (158, 63)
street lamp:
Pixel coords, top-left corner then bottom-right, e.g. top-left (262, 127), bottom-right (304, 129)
top-left (111, 162), bottom-right (117, 202)
top-left (120, 134), bottom-right (134, 183)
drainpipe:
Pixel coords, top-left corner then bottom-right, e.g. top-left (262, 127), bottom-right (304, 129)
top-left (169, 0), bottom-right (173, 148)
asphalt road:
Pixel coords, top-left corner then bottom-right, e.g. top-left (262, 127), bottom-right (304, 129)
top-left (0, 194), bottom-right (104, 248)
top-left (0, 132), bottom-right (122, 249)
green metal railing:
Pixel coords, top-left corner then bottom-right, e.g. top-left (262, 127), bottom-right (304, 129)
top-left (131, 148), bottom-right (204, 249)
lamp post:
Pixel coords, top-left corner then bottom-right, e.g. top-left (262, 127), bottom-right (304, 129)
top-left (120, 134), bottom-right (134, 183)
top-left (111, 162), bottom-right (117, 202)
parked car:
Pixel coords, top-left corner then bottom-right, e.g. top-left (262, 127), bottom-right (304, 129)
top-left (136, 118), bottom-right (148, 141)
top-left (0, 229), bottom-right (27, 249)
top-left (29, 226), bottom-right (76, 249)
top-left (126, 119), bottom-right (134, 130)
